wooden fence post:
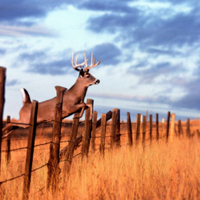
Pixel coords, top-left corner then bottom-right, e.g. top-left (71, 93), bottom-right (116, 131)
top-left (100, 114), bottom-right (106, 155)
top-left (162, 118), bottom-right (165, 139)
top-left (156, 113), bottom-right (159, 140)
top-left (136, 114), bottom-right (141, 144)
top-left (0, 67), bottom-right (6, 175)
top-left (127, 112), bottom-right (132, 146)
top-left (47, 86), bottom-right (66, 194)
top-left (166, 112), bottom-right (170, 142)
top-left (81, 99), bottom-right (93, 158)
top-left (91, 111), bottom-right (97, 151)
top-left (149, 115), bottom-right (153, 142)
top-left (170, 113), bottom-right (175, 141)
top-left (110, 109), bottom-right (120, 148)
top-left (178, 120), bottom-right (182, 136)
top-left (63, 111), bottom-right (80, 178)
top-left (186, 118), bottom-right (190, 138)
top-left (142, 116), bottom-right (146, 145)
top-left (5, 116), bottom-right (11, 165)
top-left (22, 100), bottom-right (38, 200)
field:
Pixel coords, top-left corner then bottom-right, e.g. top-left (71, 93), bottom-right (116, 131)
top-left (1, 120), bottom-right (200, 200)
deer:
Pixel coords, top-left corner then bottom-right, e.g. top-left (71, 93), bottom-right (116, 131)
top-left (2, 50), bottom-right (101, 138)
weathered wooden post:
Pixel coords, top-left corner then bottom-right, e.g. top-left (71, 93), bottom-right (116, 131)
top-left (100, 113), bottom-right (106, 155)
top-left (170, 113), bottom-right (175, 141)
top-left (90, 111), bottom-right (97, 151)
top-left (110, 109), bottom-right (120, 148)
top-left (162, 118), bottom-right (165, 139)
top-left (156, 113), bottom-right (159, 140)
top-left (136, 113), bottom-right (141, 144)
top-left (166, 112), bottom-right (170, 142)
top-left (81, 99), bottom-right (93, 158)
top-left (5, 116), bottom-right (11, 165)
top-left (149, 115), bottom-right (153, 142)
top-left (47, 86), bottom-right (66, 194)
top-left (0, 67), bottom-right (6, 174)
top-left (142, 116), bottom-right (146, 145)
top-left (178, 120), bottom-right (182, 136)
top-left (127, 112), bottom-right (132, 146)
top-left (186, 118), bottom-right (190, 138)
top-left (22, 100), bottom-right (38, 200)
top-left (63, 111), bottom-right (80, 178)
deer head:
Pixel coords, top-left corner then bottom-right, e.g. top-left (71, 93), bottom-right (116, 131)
top-left (71, 50), bottom-right (101, 86)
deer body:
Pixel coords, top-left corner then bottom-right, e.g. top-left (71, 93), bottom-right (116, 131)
top-left (2, 51), bottom-right (101, 137)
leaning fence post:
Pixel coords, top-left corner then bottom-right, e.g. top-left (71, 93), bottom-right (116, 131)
top-left (100, 113), bottom-right (106, 155)
top-left (47, 86), bottom-right (66, 194)
top-left (0, 67), bottom-right (6, 175)
top-left (81, 99), bottom-right (93, 158)
top-left (166, 112), bottom-right (170, 142)
top-left (63, 111), bottom-right (80, 178)
top-left (5, 116), bottom-right (11, 165)
top-left (22, 100), bottom-right (38, 200)
top-left (127, 112), bottom-right (132, 146)
top-left (91, 111), bottom-right (97, 151)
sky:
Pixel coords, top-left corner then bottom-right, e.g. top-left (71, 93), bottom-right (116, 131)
top-left (1, 0), bottom-right (200, 121)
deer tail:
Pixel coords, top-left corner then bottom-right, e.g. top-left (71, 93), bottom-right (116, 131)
top-left (20, 88), bottom-right (31, 105)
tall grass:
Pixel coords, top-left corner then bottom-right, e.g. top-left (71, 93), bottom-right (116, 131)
top-left (1, 136), bottom-right (200, 200)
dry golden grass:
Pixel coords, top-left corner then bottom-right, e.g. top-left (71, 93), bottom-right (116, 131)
top-left (1, 134), bottom-right (200, 200)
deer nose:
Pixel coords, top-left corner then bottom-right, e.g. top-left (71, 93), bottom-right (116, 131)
top-left (95, 79), bottom-right (100, 84)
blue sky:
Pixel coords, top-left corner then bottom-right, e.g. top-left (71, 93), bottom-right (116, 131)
top-left (1, 0), bottom-right (200, 121)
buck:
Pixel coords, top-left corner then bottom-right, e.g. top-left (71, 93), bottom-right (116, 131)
top-left (2, 51), bottom-right (101, 138)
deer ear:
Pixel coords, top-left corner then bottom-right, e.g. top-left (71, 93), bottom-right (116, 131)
top-left (79, 69), bottom-right (84, 77)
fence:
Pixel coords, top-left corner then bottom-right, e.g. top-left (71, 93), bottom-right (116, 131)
top-left (0, 67), bottom-right (200, 199)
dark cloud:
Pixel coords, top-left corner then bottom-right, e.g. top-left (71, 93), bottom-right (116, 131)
top-left (19, 51), bottom-right (46, 62)
top-left (6, 79), bottom-right (20, 86)
top-left (79, 1), bottom-right (134, 13)
top-left (26, 59), bottom-right (72, 75)
top-left (171, 78), bottom-right (200, 110)
top-left (128, 61), bottom-right (184, 83)
top-left (87, 11), bottom-right (141, 34)
top-left (89, 43), bottom-right (121, 66)
top-left (86, 2), bottom-right (200, 53)
top-left (21, 43), bottom-right (121, 75)
top-left (0, 48), bottom-right (6, 55)
top-left (0, 0), bottom-right (73, 25)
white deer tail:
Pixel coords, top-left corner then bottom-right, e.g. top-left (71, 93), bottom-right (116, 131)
top-left (20, 88), bottom-right (31, 105)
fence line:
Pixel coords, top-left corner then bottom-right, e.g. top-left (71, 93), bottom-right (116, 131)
top-left (1, 107), bottom-right (199, 198)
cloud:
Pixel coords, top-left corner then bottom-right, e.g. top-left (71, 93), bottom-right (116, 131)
top-left (26, 59), bottom-right (72, 75)
top-left (0, 48), bottom-right (6, 55)
top-left (171, 78), bottom-right (200, 109)
top-left (128, 61), bottom-right (184, 83)
top-left (89, 43), bottom-right (121, 66)
top-left (0, 25), bottom-right (57, 37)
top-left (79, 0), bottom-right (134, 13)
top-left (6, 79), bottom-right (20, 86)
top-left (0, 1), bottom-right (74, 25)
top-left (86, 1), bottom-right (200, 53)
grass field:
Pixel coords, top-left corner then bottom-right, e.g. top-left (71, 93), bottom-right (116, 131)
top-left (1, 132), bottom-right (200, 200)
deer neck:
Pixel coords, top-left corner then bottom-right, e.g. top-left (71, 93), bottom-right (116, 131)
top-left (69, 79), bottom-right (88, 101)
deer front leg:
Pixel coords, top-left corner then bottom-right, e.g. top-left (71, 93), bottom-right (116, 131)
top-left (65, 103), bottom-right (86, 119)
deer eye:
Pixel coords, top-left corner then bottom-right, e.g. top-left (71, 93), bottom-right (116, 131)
top-left (86, 75), bottom-right (90, 78)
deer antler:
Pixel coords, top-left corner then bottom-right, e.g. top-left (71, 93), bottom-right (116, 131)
top-left (84, 51), bottom-right (102, 71)
top-left (71, 50), bottom-right (86, 71)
